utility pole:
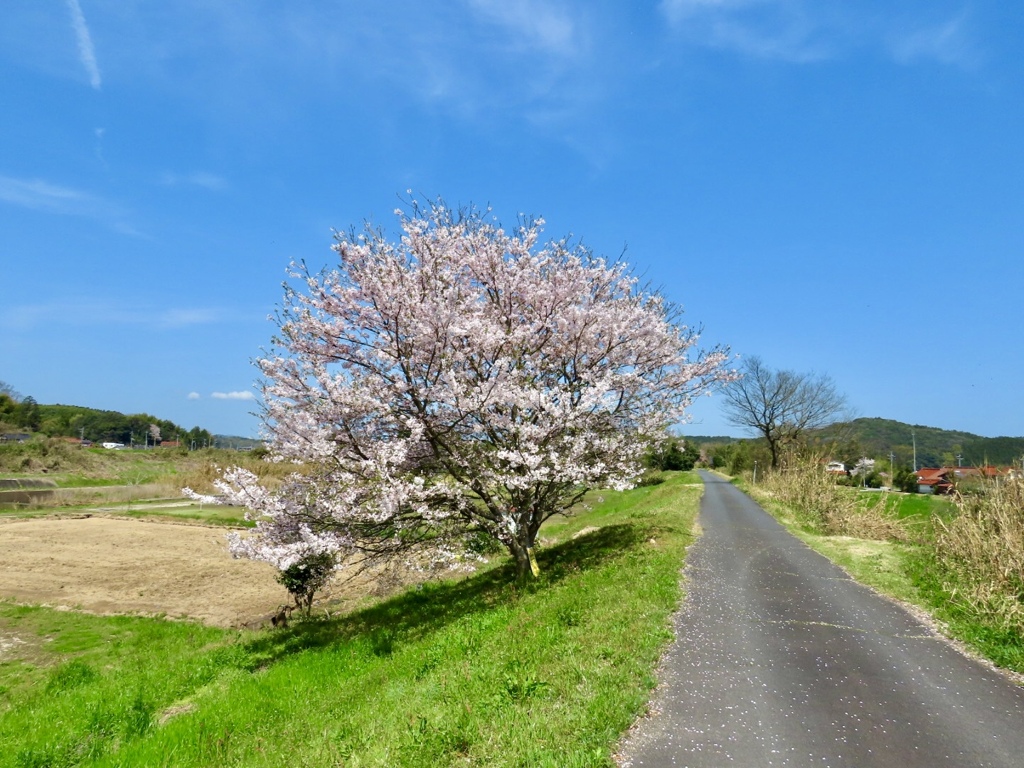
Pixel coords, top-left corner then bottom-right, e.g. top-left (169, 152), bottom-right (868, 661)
top-left (912, 430), bottom-right (917, 471)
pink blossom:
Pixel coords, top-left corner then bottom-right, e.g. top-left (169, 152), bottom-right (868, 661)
top-left (211, 200), bottom-right (735, 579)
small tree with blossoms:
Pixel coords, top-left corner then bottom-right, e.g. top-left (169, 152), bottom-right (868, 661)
top-left (208, 200), bottom-right (733, 580)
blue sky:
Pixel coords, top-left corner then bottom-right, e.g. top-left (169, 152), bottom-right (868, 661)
top-left (2, 1), bottom-right (1021, 440)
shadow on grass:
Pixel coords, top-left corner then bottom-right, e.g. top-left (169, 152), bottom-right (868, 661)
top-left (241, 523), bottom-right (648, 667)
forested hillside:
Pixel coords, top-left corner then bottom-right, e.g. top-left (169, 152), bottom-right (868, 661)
top-left (691, 417), bottom-right (1024, 470)
top-left (1, 393), bottom-right (212, 447)
top-left (820, 418), bottom-right (1024, 468)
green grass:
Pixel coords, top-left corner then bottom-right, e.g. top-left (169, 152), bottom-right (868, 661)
top-left (859, 491), bottom-right (955, 521)
top-left (0, 605), bottom-right (233, 767)
top-left (0, 472), bottom-right (702, 767)
top-left (0, 496), bottom-right (250, 527)
top-left (52, 477), bottom-right (124, 489)
top-left (111, 500), bottom-right (250, 527)
top-left (0, 446), bottom-right (296, 524)
top-left (902, 549), bottom-right (1024, 672)
top-left (739, 474), bottom-right (1024, 676)
top-left (789, 531), bottom-right (923, 605)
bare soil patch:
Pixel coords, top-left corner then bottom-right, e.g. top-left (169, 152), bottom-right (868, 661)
top-left (0, 516), bottom-right (286, 627)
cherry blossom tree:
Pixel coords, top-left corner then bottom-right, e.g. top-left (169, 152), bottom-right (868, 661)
top-left (207, 200), bottom-right (733, 579)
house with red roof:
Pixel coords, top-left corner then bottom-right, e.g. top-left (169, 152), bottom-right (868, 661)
top-left (915, 465), bottom-right (1004, 494)
top-left (915, 468), bottom-right (952, 495)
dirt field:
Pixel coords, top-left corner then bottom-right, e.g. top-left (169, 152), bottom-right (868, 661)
top-left (0, 516), bottom-right (287, 627)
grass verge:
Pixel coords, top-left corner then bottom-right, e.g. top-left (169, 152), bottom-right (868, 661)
top-left (0, 472), bottom-right (702, 767)
top-left (737, 469), bottom-right (1024, 676)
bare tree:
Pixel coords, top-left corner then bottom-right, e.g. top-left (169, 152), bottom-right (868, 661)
top-left (722, 356), bottom-right (848, 469)
top-left (0, 381), bottom-right (21, 401)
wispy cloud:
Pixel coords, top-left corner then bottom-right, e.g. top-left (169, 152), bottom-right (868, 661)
top-left (265, 3), bottom-right (597, 128)
top-left (211, 391), bottom-right (255, 401)
top-left (465, 0), bottom-right (578, 55)
top-left (0, 174), bottom-right (138, 233)
top-left (0, 300), bottom-right (223, 331)
top-left (889, 13), bottom-right (975, 67)
top-left (66, 0), bottom-right (101, 89)
top-left (157, 309), bottom-right (223, 328)
top-left (187, 392), bottom-right (201, 400)
top-left (0, 175), bottom-right (97, 213)
top-left (659, 0), bottom-right (832, 62)
top-left (25, 3), bottom-right (605, 158)
top-left (159, 171), bottom-right (229, 191)
top-left (659, 0), bottom-right (977, 66)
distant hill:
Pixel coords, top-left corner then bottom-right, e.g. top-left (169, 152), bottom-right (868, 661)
top-left (818, 418), bottom-right (1024, 468)
top-left (7, 402), bottom-right (215, 448)
top-left (214, 435), bottom-right (264, 450)
top-left (686, 417), bottom-right (1024, 469)
top-left (678, 435), bottom-right (741, 447)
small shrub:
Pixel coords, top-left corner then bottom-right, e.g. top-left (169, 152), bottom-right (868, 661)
top-left (863, 469), bottom-right (884, 489)
top-left (893, 467), bottom-right (919, 494)
top-left (636, 471), bottom-right (665, 487)
top-left (277, 550), bottom-right (338, 615)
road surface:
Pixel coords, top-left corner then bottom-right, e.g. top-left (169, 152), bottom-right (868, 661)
top-left (618, 471), bottom-right (1024, 767)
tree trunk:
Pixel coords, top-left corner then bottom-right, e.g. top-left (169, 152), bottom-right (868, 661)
top-left (507, 534), bottom-right (540, 579)
top-left (767, 436), bottom-right (781, 469)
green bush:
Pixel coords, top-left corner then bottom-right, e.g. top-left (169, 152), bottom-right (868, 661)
top-left (645, 438), bottom-right (699, 472)
top-left (893, 467), bottom-right (918, 493)
top-left (277, 550), bottom-right (338, 614)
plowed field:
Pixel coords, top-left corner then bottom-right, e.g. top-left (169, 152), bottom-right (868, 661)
top-left (0, 516), bottom-right (284, 627)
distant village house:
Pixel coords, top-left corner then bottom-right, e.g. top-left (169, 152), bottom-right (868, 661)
top-left (915, 466), bottom-right (1003, 494)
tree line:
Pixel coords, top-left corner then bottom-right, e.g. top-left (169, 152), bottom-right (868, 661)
top-left (0, 382), bottom-right (212, 447)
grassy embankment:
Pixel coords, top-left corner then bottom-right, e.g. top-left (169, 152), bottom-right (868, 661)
top-left (0, 472), bottom-right (702, 767)
top-left (0, 441), bottom-right (292, 525)
top-left (734, 467), bottom-right (1024, 674)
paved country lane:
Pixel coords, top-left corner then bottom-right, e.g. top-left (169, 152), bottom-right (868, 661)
top-left (618, 471), bottom-right (1024, 767)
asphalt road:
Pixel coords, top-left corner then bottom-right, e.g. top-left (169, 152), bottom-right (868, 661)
top-left (618, 471), bottom-right (1024, 767)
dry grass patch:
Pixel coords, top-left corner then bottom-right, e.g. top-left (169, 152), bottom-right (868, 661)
top-left (755, 460), bottom-right (909, 542)
top-left (935, 481), bottom-right (1024, 634)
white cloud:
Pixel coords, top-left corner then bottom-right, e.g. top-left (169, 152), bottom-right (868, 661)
top-left (211, 391), bottom-right (256, 401)
top-left (0, 175), bottom-right (94, 213)
top-left (0, 174), bottom-right (139, 233)
top-left (158, 309), bottom-right (222, 328)
top-left (66, 0), bottom-right (101, 89)
top-left (10, 3), bottom-right (604, 155)
top-left (659, 0), bottom-right (978, 67)
top-left (659, 0), bottom-right (836, 62)
top-left (0, 300), bottom-right (223, 331)
top-left (160, 171), bottom-right (229, 191)
top-left (889, 13), bottom-right (975, 67)
top-left (187, 392), bottom-right (201, 400)
top-left (466, 0), bottom-right (578, 54)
